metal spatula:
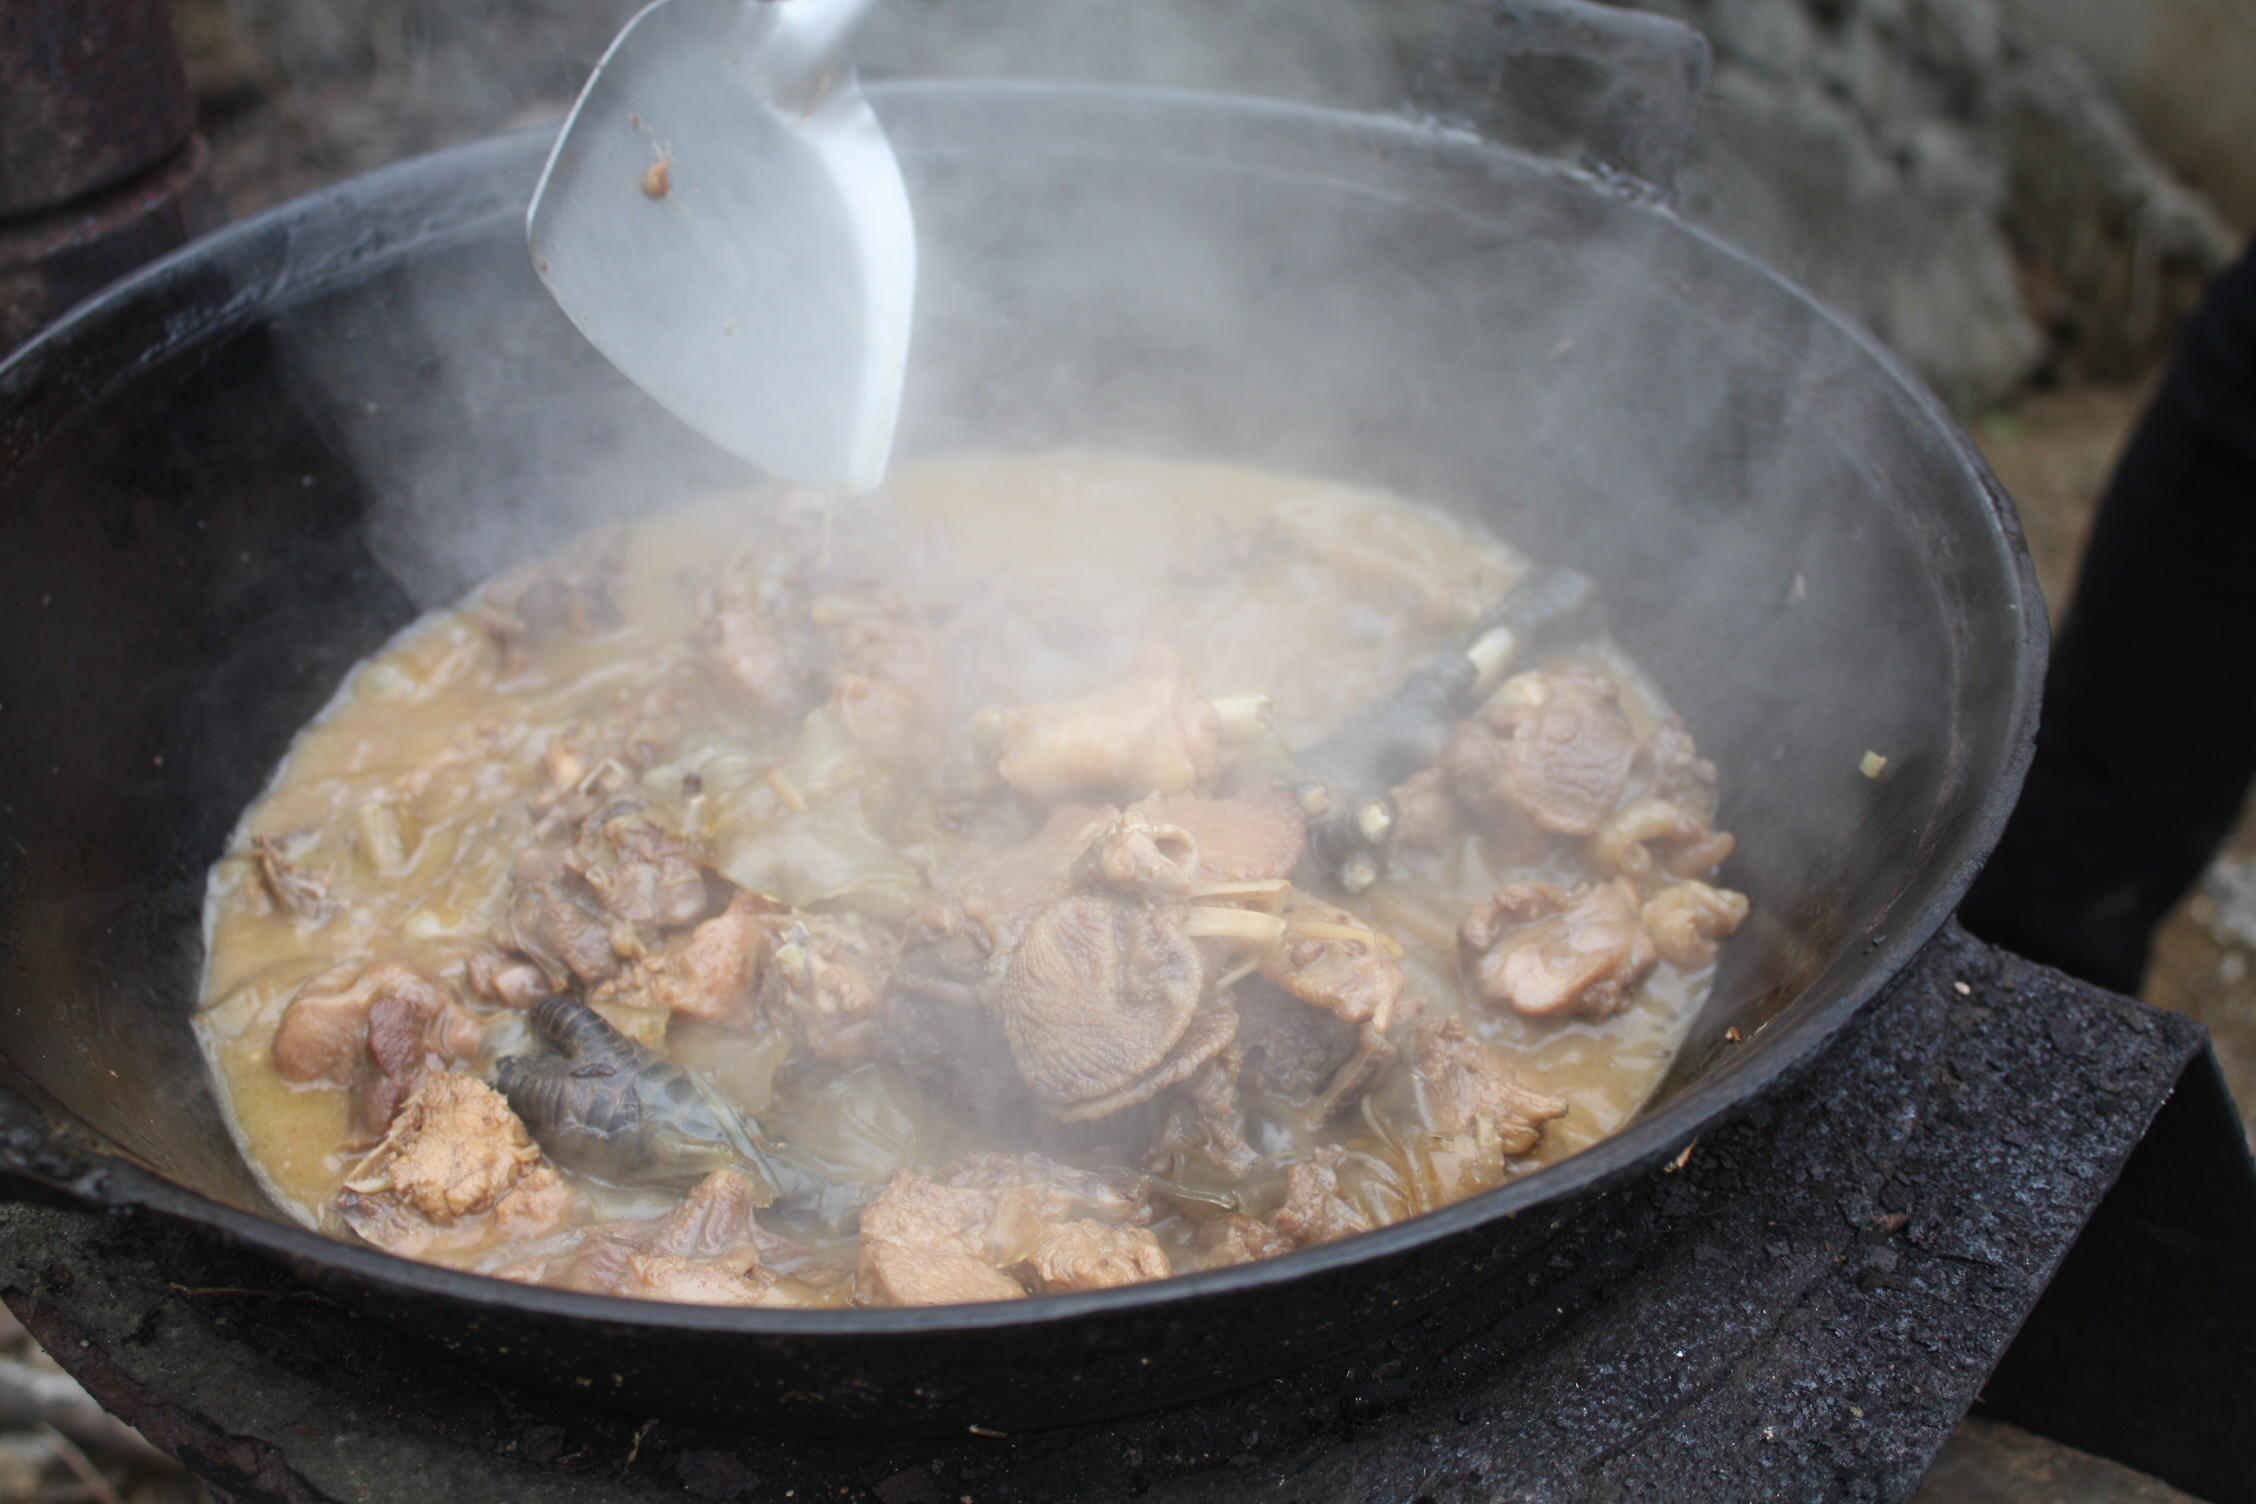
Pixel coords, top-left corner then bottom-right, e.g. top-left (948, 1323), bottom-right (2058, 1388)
top-left (528, 0), bottom-right (913, 496)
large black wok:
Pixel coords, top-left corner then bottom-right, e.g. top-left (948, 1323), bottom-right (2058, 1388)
top-left (0, 80), bottom-right (2042, 1434)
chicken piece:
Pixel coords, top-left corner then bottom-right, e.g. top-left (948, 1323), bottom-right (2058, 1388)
top-left (831, 672), bottom-right (936, 762)
top-left (878, 807), bottom-right (1115, 1111)
top-left (756, 911), bottom-right (899, 1063)
top-left (1197, 1145), bottom-right (1403, 1260)
top-left (1260, 894), bottom-right (1405, 1029)
top-left (695, 571), bottom-right (808, 720)
top-left (885, 804), bottom-right (1278, 1122)
top-left (541, 1169), bottom-right (790, 1307)
top-left (466, 950), bottom-right (551, 1010)
top-left (1441, 668), bottom-right (1638, 837)
top-left (1150, 1048), bottom-right (1259, 1177)
top-left (528, 741), bottom-right (638, 843)
top-left (566, 801), bottom-right (710, 931)
top-left (1641, 881), bottom-right (1751, 970)
top-left (996, 895), bottom-right (1216, 1120)
top-left (1235, 983), bottom-right (1362, 1104)
top-left (499, 847), bottom-right (625, 987)
top-left (1640, 714), bottom-right (1721, 823)
top-left (272, 961), bottom-right (484, 1138)
top-left (1024, 1220), bottom-right (1173, 1293)
top-left (989, 646), bottom-right (1230, 802)
top-left (699, 561), bottom-right (944, 733)
top-left (1383, 767), bottom-right (1458, 868)
top-left (477, 525), bottom-right (626, 677)
top-left (860, 1176), bottom-right (1028, 1305)
top-left (1272, 1156), bottom-right (1375, 1248)
top-left (858, 1240), bottom-right (1030, 1306)
top-left (1593, 797), bottom-right (1737, 884)
top-left (501, 801), bottom-right (711, 990)
top-left (595, 892), bottom-right (775, 1022)
top-left (336, 1074), bottom-right (578, 1262)
top-left (1389, 1019), bottom-right (1570, 1208)
top-left (271, 962), bottom-right (446, 1083)
top-left (915, 804), bottom-right (1119, 976)
top-left (250, 834), bottom-right (331, 920)
top-left (1233, 982), bottom-right (1394, 1127)
top-left (1074, 811), bottom-right (1202, 900)
top-left (879, 901), bottom-right (1043, 1123)
top-left (361, 994), bottom-right (442, 1139)
top-left (1412, 1018), bottom-right (1567, 1177)
top-left (805, 587), bottom-right (940, 687)
top-left (1128, 787), bottom-right (1307, 882)
top-left (1195, 1214), bottom-right (1297, 1268)
top-left (854, 1156), bottom-right (1163, 1306)
top-left (1460, 879), bottom-right (1659, 1020)
top-left (1266, 494), bottom-right (1511, 629)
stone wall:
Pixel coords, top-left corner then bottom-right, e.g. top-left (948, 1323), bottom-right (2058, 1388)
top-left (1996, 0), bottom-right (2256, 233)
top-left (170, 0), bottom-right (2240, 406)
top-left (1620, 0), bottom-right (2237, 402)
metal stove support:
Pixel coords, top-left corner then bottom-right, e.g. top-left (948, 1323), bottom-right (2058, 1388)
top-left (0, 0), bottom-right (221, 353)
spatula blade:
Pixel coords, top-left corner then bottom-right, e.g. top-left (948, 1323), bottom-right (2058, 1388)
top-left (528, 0), bottom-right (914, 496)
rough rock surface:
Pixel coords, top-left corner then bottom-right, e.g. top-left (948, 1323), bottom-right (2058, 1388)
top-left (172, 0), bottom-right (2235, 406)
top-left (1620, 0), bottom-right (2235, 401)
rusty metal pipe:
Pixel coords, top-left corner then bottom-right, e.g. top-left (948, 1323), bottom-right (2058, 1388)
top-left (0, 0), bottom-right (218, 352)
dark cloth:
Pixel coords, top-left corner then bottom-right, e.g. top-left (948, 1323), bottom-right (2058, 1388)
top-left (1961, 239), bottom-right (2256, 995)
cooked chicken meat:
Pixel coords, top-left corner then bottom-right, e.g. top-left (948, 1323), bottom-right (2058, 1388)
top-left (697, 585), bottom-right (806, 719)
top-left (1639, 714), bottom-right (1722, 823)
top-left (272, 961), bottom-right (484, 1138)
top-left (1460, 879), bottom-right (1660, 1020)
top-left (1196, 1213), bottom-right (1297, 1268)
top-left (1594, 796), bottom-right (1736, 883)
top-left (251, 834), bottom-right (332, 920)
top-left (1412, 1017), bottom-right (1566, 1152)
top-left (510, 1169), bottom-right (803, 1307)
top-left (1273, 1155), bottom-right (1378, 1248)
top-left (1127, 788), bottom-right (1307, 882)
top-left (477, 524), bottom-right (626, 678)
top-left (336, 1073), bottom-right (579, 1262)
top-left (499, 847), bottom-right (629, 988)
top-left (1236, 983), bottom-right (1362, 1104)
top-left (1406, 1018), bottom-right (1570, 1203)
top-left (987, 646), bottom-right (1236, 802)
top-left (998, 895), bottom-right (1221, 1119)
top-left (856, 1155), bottom-right (1166, 1305)
top-left (566, 802), bottom-right (710, 931)
top-left (1441, 668), bottom-right (1639, 837)
top-left (201, 452), bottom-right (1748, 1306)
top-left (1383, 767), bottom-right (1458, 868)
top-left (1262, 893), bottom-right (1405, 1029)
top-left (1076, 810), bottom-right (1204, 900)
top-left (595, 892), bottom-right (774, 1022)
top-left (1641, 881), bottom-right (1752, 971)
top-left (756, 911), bottom-right (898, 1063)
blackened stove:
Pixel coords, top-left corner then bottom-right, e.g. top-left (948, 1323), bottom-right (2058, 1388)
top-left (2, 924), bottom-right (2250, 1504)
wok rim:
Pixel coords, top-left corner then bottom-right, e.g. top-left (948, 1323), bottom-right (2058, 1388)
top-left (0, 80), bottom-right (2046, 1341)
